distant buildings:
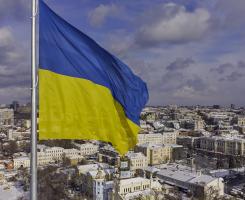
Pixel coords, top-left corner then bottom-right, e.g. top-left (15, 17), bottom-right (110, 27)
top-left (2, 104), bottom-right (245, 199)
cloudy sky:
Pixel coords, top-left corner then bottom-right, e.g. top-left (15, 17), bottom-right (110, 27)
top-left (0, 0), bottom-right (245, 106)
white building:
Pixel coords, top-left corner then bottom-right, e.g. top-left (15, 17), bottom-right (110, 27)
top-left (198, 136), bottom-right (245, 156)
top-left (137, 131), bottom-right (178, 146)
top-left (13, 156), bottom-right (30, 169)
top-left (37, 145), bottom-right (83, 166)
top-left (77, 163), bottom-right (110, 174)
top-left (74, 142), bottom-right (99, 156)
top-left (92, 170), bottom-right (114, 200)
top-left (113, 177), bottom-right (162, 200)
top-left (78, 163), bottom-right (114, 199)
top-left (126, 152), bottom-right (148, 170)
top-left (140, 120), bottom-right (151, 130)
top-left (11, 129), bottom-right (30, 140)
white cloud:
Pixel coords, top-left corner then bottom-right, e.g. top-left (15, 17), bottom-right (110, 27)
top-left (88, 4), bottom-right (118, 27)
top-left (136, 3), bottom-right (211, 46)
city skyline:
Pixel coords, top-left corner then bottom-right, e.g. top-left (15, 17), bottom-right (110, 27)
top-left (0, 0), bottom-right (245, 106)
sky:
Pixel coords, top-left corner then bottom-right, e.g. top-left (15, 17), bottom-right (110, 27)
top-left (0, 0), bottom-right (245, 106)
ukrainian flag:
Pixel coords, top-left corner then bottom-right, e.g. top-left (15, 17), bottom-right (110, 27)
top-left (39, 1), bottom-right (148, 154)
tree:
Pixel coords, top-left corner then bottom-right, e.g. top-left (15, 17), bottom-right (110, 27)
top-left (62, 154), bottom-right (71, 167)
top-left (228, 156), bottom-right (236, 169)
top-left (18, 141), bottom-right (30, 153)
top-left (4, 140), bottom-right (18, 155)
top-left (16, 167), bottom-right (30, 192)
top-left (216, 157), bottom-right (224, 169)
top-left (78, 159), bottom-right (88, 165)
top-left (204, 186), bottom-right (223, 200)
top-left (38, 166), bottom-right (71, 200)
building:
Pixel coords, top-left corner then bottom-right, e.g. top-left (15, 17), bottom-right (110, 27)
top-left (0, 108), bottom-right (14, 126)
top-left (177, 136), bottom-right (200, 149)
top-left (170, 144), bottom-right (185, 161)
top-left (78, 163), bottom-right (115, 199)
top-left (92, 169), bottom-right (111, 200)
top-left (198, 136), bottom-right (245, 157)
top-left (156, 164), bottom-right (224, 199)
top-left (137, 133), bottom-right (162, 145)
top-left (119, 158), bottom-right (134, 179)
top-left (235, 115), bottom-right (245, 126)
top-left (135, 144), bottom-right (172, 165)
top-left (194, 119), bottom-right (205, 131)
top-left (10, 101), bottom-right (19, 112)
top-left (98, 145), bottom-right (120, 167)
top-left (11, 129), bottom-right (30, 140)
top-left (13, 156), bottom-right (30, 169)
top-left (112, 177), bottom-right (162, 200)
top-left (162, 131), bottom-right (178, 144)
top-left (126, 152), bottom-right (148, 170)
top-left (139, 120), bottom-right (152, 130)
top-left (74, 142), bottom-right (99, 156)
top-left (37, 145), bottom-right (83, 166)
top-left (137, 131), bottom-right (178, 146)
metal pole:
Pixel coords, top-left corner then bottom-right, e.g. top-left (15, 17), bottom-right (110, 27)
top-left (31, 0), bottom-right (37, 199)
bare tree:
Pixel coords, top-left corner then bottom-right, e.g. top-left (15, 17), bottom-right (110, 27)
top-left (37, 166), bottom-right (71, 200)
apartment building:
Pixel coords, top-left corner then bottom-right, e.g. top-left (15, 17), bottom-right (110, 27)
top-left (135, 144), bottom-right (172, 165)
top-left (137, 131), bottom-right (178, 146)
top-left (74, 142), bottom-right (99, 156)
top-left (37, 145), bottom-right (83, 165)
top-left (126, 152), bottom-right (148, 170)
top-left (198, 136), bottom-right (245, 156)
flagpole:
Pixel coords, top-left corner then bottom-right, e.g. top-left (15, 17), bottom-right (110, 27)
top-left (31, 0), bottom-right (37, 199)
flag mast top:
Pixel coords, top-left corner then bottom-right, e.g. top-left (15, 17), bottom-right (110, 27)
top-left (31, 0), bottom-right (38, 199)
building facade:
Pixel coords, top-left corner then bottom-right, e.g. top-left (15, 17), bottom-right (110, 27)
top-left (137, 131), bottom-right (178, 146)
top-left (13, 156), bottom-right (30, 169)
top-left (74, 142), bottom-right (99, 156)
top-left (0, 108), bottom-right (14, 126)
top-left (126, 152), bottom-right (148, 170)
top-left (198, 136), bottom-right (245, 157)
top-left (135, 144), bottom-right (172, 165)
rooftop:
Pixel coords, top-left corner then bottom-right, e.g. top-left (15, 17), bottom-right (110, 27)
top-left (120, 177), bottom-right (150, 185)
top-left (156, 164), bottom-right (217, 185)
